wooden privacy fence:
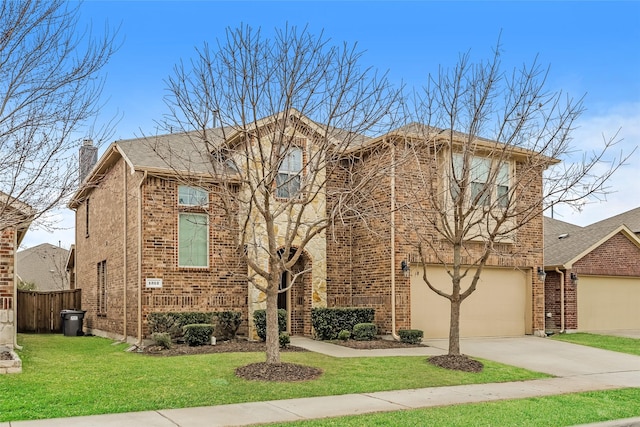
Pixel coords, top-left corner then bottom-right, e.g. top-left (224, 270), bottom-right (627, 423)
top-left (17, 289), bottom-right (82, 333)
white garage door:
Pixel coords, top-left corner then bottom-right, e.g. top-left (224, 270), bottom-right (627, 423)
top-left (578, 276), bottom-right (640, 331)
top-left (410, 265), bottom-right (529, 339)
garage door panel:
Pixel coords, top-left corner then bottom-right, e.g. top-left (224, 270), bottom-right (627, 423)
top-left (410, 266), bottom-right (527, 339)
top-left (578, 276), bottom-right (640, 331)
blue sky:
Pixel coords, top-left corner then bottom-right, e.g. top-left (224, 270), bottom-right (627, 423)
top-left (23, 1), bottom-right (640, 248)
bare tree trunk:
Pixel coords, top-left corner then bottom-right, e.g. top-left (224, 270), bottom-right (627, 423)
top-left (448, 299), bottom-right (461, 355)
top-left (265, 285), bottom-right (280, 364)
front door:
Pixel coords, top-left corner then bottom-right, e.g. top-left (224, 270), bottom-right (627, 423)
top-left (278, 270), bottom-right (290, 332)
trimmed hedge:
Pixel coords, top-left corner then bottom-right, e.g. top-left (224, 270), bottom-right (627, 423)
top-left (398, 329), bottom-right (424, 345)
top-left (353, 323), bottom-right (377, 341)
top-left (148, 312), bottom-right (215, 339)
top-left (311, 307), bottom-right (375, 340)
top-left (337, 330), bottom-right (351, 341)
top-left (183, 324), bottom-right (214, 346)
top-left (216, 311), bottom-right (242, 340)
top-left (253, 309), bottom-right (287, 341)
top-left (148, 311), bottom-right (242, 341)
top-left (279, 332), bottom-right (290, 348)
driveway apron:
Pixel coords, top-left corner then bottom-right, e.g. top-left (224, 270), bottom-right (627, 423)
top-left (424, 336), bottom-right (640, 378)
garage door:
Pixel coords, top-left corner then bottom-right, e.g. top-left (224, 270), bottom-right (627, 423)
top-left (578, 276), bottom-right (640, 331)
top-left (410, 265), bottom-right (529, 339)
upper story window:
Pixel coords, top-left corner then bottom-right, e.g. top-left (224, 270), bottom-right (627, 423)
top-left (276, 147), bottom-right (303, 199)
top-left (452, 154), bottom-right (510, 207)
top-left (178, 185), bottom-right (208, 207)
top-left (178, 213), bottom-right (209, 268)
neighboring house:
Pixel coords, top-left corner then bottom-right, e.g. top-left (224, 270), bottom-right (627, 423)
top-left (69, 112), bottom-right (548, 343)
top-left (544, 207), bottom-right (640, 333)
top-left (16, 243), bottom-right (71, 291)
top-left (0, 192), bottom-right (33, 349)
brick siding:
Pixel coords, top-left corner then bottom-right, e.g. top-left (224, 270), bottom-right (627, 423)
top-left (548, 231), bottom-right (640, 330)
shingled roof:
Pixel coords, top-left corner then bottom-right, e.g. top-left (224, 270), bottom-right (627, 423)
top-left (544, 206), bottom-right (640, 268)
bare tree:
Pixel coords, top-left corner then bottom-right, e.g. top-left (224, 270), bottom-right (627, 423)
top-left (0, 0), bottom-right (117, 233)
top-left (395, 45), bottom-right (628, 357)
top-left (159, 25), bottom-right (399, 364)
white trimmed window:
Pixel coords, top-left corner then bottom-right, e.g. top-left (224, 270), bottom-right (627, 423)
top-left (178, 213), bottom-right (209, 267)
top-left (452, 154), bottom-right (510, 207)
top-left (178, 185), bottom-right (208, 207)
top-left (276, 147), bottom-right (302, 198)
top-left (496, 162), bottom-right (510, 207)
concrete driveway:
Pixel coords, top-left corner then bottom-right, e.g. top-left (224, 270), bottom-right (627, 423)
top-left (424, 336), bottom-right (640, 382)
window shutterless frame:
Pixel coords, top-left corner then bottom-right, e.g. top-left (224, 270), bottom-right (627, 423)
top-left (177, 212), bottom-right (209, 268)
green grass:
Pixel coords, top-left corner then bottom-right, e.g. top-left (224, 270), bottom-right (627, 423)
top-left (264, 388), bottom-right (640, 427)
top-left (0, 334), bottom-right (547, 422)
top-left (552, 333), bottom-right (640, 356)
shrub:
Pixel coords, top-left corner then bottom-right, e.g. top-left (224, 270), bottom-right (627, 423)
top-left (148, 312), bottom-right (215, 340)
top-left (311, 307), bottom-right (375, 340)
top-left (398, 329), bottom-right (424, 345)
top-left (147, 313), bottom-right (180, 339)
top-left (279, 332), bottom-right (290, 348)
top-left (216, 311), bottom-right (242, 340)
top-left (151, 332), bottom-right (172, 349)
top-left (253, 309), bottom-right (287, 341)
top-left (183, 324), bottom-right (214, 346)
top-left (353, 323), bottom-right (377, 341)
top-left (337, 330), bottom-right (351, 341)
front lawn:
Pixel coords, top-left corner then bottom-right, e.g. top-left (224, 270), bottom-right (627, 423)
top-left (264, 388), bottom-right (640, 427)
top-left (1, 334), bottom-right (547, 422)
top-left (552, 333), bottom-right (640, 356)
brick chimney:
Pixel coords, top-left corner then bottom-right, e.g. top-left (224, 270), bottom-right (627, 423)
top-left (79, 139), bottom-right (98, 183)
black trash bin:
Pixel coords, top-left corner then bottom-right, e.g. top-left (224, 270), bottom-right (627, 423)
top-left (60, 310), bottom-right (86, 336)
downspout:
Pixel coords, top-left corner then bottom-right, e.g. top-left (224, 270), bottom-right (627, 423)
top-left (121, 163), bottom-right (127, 342)
top-left (136, 171), bottom-right (147, 347)
top-left (390, 142), bottom-right (400, 341)
top-left (555, 268), bottom-right (565, 333)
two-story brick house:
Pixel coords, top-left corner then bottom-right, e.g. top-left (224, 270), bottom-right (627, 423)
top-left (69, 112), bottom-right (549, 344)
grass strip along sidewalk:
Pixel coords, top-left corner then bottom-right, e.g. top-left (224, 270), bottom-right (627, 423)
top-left (263, 388), bottom-right (640, 427)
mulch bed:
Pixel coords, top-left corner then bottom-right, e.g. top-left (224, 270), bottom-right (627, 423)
top-left (236, 362), bottom-right (323, 382)
top-left (428, 354), bottom-right (484, 372)
top-left (140, 337), bottom-right (482, 379)
top-left (142, 339), bottom-right (307, 356)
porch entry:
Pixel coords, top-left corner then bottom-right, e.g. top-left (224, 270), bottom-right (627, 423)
top-left (277, 249), bottom-right (312, 335)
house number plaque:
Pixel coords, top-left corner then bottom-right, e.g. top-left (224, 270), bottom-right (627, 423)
top-left (145, 278), bottom-right (163, 288)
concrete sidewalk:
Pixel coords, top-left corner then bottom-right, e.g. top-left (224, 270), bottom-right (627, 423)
top-left (4, 336), bottom-right (640, 427)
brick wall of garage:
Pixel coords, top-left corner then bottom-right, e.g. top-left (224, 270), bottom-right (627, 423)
top-left (326, 142), bottom-right (547, 335)
top-left (557, 232), bottom-right (640, 330)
